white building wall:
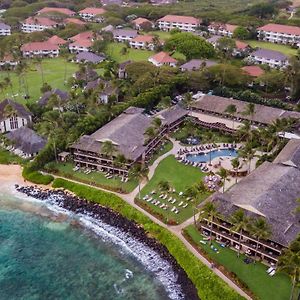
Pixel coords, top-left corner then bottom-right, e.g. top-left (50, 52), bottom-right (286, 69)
top-left (0, 116), bottom-right (31, 133)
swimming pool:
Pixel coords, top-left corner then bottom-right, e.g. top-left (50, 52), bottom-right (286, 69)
top-left (186, 149), bottom-right (238, 163)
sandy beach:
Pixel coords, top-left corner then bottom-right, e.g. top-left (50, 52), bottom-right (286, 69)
top-left (0, 164), bottom-right (24, 184)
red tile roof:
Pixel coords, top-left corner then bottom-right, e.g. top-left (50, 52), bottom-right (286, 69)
top-left (21, 41), bottom-right (59, 52)
top-left (150, 51), bottom-right (177, 63)
top-left (132, 17), bottom-right (152, 26)
top-left (65, 18), bottom-right (86, 25)
top-left (37, 7), bottom-right (75, 16)
top-left (242, 66), bottom-right (265, 77)
top-left (69, 39), bottom-right (93, 48)
top-left (23, 17), bottom-right (57, 26)
top-left (158, 15), bottom-right (200, 24)
top-left (70, 31), bottom-right (94, 42)
top-left (79, 7), bottom-right (106, 15)
top-left (257, 23), bottom-right (300, 36)
top-left (131, 35), bottom-right (154, 43)
top-left (209, 23), bottom-right (238, 33)
top-left (235, 40), bottom-right (249, 50)
top-left (48, 35), bottom-right (67, 46)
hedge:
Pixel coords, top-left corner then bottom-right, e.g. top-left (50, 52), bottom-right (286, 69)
top-left (22, 167), bottom-right (54, 185)
top-left (52, 178), bottom-right (244, 300)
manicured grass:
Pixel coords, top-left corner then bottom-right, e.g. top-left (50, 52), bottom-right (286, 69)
top-left (0, 58), bottom-right (79, 104)
top-left (0, 147), bottom-right (25, 165)
top-left (148, 140), bottom-right (173, 165)
top-left (139, 155), bottom-right (210, 223)
top-left (46, 162), bottom-right (138, 193)
top-left (105, 43), bottom-right (154, 63)
top-left (246, 40), bottom-right (298, 57)
top-left (184, 225), bottom-right (293, 300)
top-left (147, 31), bottom-right (172, 41)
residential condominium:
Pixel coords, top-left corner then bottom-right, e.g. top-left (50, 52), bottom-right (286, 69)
top-left (112, 29), bottom-right (138, 42)
top-left (129, 35), bottom-right (156, 50)
top-left (37, 7), bottom-right (75, 16)
top-left (0, 22), bottom-right (11, 36)
top-left (78, 7), bottom-right (106, 22)
top-left (208, 23), bottom-right (238, 37)
top-left (157, 15), bottom-right (201, 32)
top-left (21, 41), bottom-right (59, 58)
top-left (68, 31), bottom-right (95, 53)
top-left (257, 23), bottom-right (300, 45)
top-left (21, 17), bottom-right (58, 33)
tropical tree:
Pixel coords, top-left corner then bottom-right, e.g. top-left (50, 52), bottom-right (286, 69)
top-left (144, 126), bottom-right (156, 141)
top-left (243, 102), bottom-right (256, 124)
top-left (158, 180), bottom-right (171, 193)
top-left (217, 167), bottom-right (229, 193)
top-left (231, 158), bottom-right (240, 183)
top-left (249, 217), bottom-right (271, 263)
top-left (277, 235), bottom-right (300, 300)
top-left (129, 164), bottom-right (149, 199)
top-left (101, 140), bottom-right (116, 164)
top-left (224, 104), bottom-right (237, 129)
top-left (203, 131), bottom-right (215, 165)
top-left (198, 202), bottom-right (220, 245)
top-left (230, 209), bottom-right (251, 257)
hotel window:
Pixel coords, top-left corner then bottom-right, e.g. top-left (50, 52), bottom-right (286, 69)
top-left (10, 116), bottom-right (18, 130)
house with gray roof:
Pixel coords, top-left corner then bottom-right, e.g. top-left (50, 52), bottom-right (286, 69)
top-left (6, 127), bottom-right (46, 158)
top-left (112, 29), bottom-right (138, 42)
top-left (38, 89), bottom-right (69, 107)
top-left (247, 48), bottom-right (289, 68)
top-left (199, 139), bottom-right (300, 264)
top-left (0, 22), bottom-right (11, 36)
top-left (75, 52), bottom-right (106, 64)
top-left (118, 60), bottom-right (131, 78)
top-left (0, 99), bottom-right (32, 133)
top-left (70, 105), bottom-right (187, 174)
top-left (180, 59), bottom-right (217, 71)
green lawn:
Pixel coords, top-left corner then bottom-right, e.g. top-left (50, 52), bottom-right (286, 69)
top-left (0, 58), bottom-right (79, 104)
top-left (139, 155), bottom-right (210, 224)
top-left (147, 31), bottom-right (172, 41)
top-left (105, 43), bottom-right (154, 63)
top-left (148, 140), bottom-right (173, 165)
top-left (185, 225), bottom-right (293, 300)
top-left (246, 40), bottom-right (297, 57)
top-left (0, 147), bottom-right (25, 165)
top-left (45, 162), bottom-right (138, 193)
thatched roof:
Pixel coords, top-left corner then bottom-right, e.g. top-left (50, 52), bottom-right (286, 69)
top-left (6, 127), bottom-right (46, 154)
top-left (0, 99), bottom-right (32, 122)
top-left (212, 140), bottom-right (300, 246)
top-left (157, 105), bottom-right (188, 125)
top-left (191, 95), bottom-right (300, 125)
top-left (274, 139), bottom-right (300, 167)
top-left (38, 89), bottom-right (69, 107)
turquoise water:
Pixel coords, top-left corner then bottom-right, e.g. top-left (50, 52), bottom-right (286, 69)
top-left (0, 191), bottom-right (170, 300)
top-left (186, 149), bottom-right (238, 163)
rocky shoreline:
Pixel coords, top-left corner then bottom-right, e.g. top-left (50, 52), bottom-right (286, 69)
top-left (16, 185), bottom-right (200, 300)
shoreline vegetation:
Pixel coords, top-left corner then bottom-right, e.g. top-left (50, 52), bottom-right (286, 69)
top-left (47, 178), bottom-right (243, 300)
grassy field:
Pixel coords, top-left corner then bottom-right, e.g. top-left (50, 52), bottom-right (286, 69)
top-left (105, 43), bottom-right (154, 63)
top-left (0, 147), bottom-right (25, 165)
top-left (185, 225), bottom-right (293, 300)
top-left (0, 58), bottom-right (79, 104)
top-left (246, 40), bottom-right (298, 56)
top-left (46, 162), bottom-right (138, 193)
top-left (139, 155), bottom-right (210, 223)
top-left (147, 31), bottom-right (172, 41)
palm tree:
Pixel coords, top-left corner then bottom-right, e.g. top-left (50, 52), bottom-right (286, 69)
top-left (158, 180), bottom-right (171, 193)
top-left (249, 217), bottom-right (271, 263)
top-left (198, 202), bottom-right (220, 245)
top-left (243, 103), bottom-right (256, 124)
top-left (151, 117), bottom-right (162, 130)
top-left (231, 158), bottom-right (240, 183)
top-left (203, 131), bottom-right (215, 165)
top-left (224, 104), bottom-right (237, 129)
top-left (101, 140), bottom-right (116, 165)
top-left (114, 153), bottom-right (127, 175)
top-left (230, 209), bottom-right (251, 257)
top-left (217, 167), bottom-right (229, 193)
top-left (60, 47), bottom-right (70, 84)
top-left (144, 126), bottom-right (156, 142)
top-left (129, 164), bottom-right (149, 199)
top-left (277, 236), bottom-right (300, 300)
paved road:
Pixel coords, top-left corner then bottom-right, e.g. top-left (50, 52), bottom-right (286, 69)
top-left (49, 139), bottom-right (251, 300)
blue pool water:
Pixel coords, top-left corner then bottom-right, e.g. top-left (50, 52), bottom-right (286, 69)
top-left (186, 149), bottom-right (238, 163)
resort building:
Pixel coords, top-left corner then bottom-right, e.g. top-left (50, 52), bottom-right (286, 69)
top-left (47, 35), bottom-right (67, 47)
top-left (0, 54), bottom-right (18, 68)
top-left (257, 23), bottom-right (300, 45)
top-left (233, 40), bottom-right (250, 57)
top-left (21, 41), bottom-right (59, 58)
top-left (241, 65), bottom-right (265, 78)
top-left (75, 52), bottom-right (105, 64)
top-left (0, 22), bottom-right (11, 36)
top-left (190, 94), bottom-right (300, 129)
top-left (199, 138), bottom-right (300, 264)
top-left (100, 0), bottom-right (123, 6)
top-left (79, 7), bottom-right (106, 22)
top-left (208, 23), bottom-right (238, 37)
top-left (246, 48), bottom-right (289, 68)
top-left (180, 59), bottom-right (217, 71)
top-left (69, 106), bottom-right (187, 174)
top-left (112, 29), bottom-right (138, 42)
top-left (118, 60), bottom-right (131, 78)
top-left (6, 127), bottom-right (46, 158)
top-left (37, 7), bottom-right (75, 16)
top-left (98, 83), bottom-right (119, 104)
top-left (148, 51), bottom-right (177, 67)
top-left (21, 17), bottom-right (58, 33)
top-left (157, 15), bottom-right (201, 32)
top-left (68, 31), bottom-right (96, 53)
top-left (129, 35), bottom-right (155, 50)
top-left (0, 99), bottom-right (32, 133)
top-left (131, 17), bottom-right (153, 30)
top-left (38, 89), bottom-right (69, 108)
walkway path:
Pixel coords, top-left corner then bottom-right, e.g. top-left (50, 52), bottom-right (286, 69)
top-left (49, 140), bottom-right (251, 300)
